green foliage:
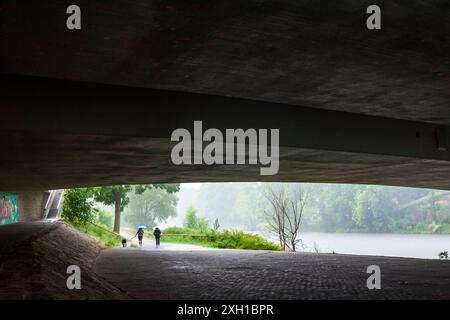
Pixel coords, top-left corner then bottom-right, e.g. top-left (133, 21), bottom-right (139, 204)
top-left (62, 188), bottom-right (96, 225)
top-left (213, 230), bottom-right (281, 250)
top-left (183, 206), bottom-right (209, 230)
top-left (124, 188), bottom-right (178, 228)
top-left (351, 186), bottom-right (397, 232)
top-left (435, 224), bottom-right (450, 234)
top-left (93, 184), bottom-right (180, 212)
top-left (162, 227), bottom-right (281, 251)
top-left (135, 184), bottom-right (180, 195)
top-left (92, 184), bottom-right (180, 232)
top-left (97, 209), bottom-right (114, 229)
top-left (182, 183), bottom-right (450, 234)
top-left (164, 226), bottom-right (197, 234)
top-left (69, 221), bottom-right (121, 247)
top-left (438, 251), bottom-right (449, 260)
top-left (93, 185), bottom-right (132, 209)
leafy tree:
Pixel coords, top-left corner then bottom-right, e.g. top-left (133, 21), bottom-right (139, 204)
top-left (183, 206), bottom-right (209, 230)
top-left (93, 184), bottom-right (180, 233)
top-left (124, 188), bottom-right (178, 228)
top-left (352, 186), bottom-right (396, 232)
top-left (180, 182), bottom-right (450, 234)
top-left (62, 188), bottom-right (96, 225)
top-left (97, 209), bottom-right (114, 229)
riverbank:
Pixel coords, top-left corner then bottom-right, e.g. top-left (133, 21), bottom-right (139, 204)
top-left (256, 231), bottom-right (450, 260)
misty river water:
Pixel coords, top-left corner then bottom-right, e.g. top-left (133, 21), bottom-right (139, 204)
top-left (258, 232), bottom-right (450, 259)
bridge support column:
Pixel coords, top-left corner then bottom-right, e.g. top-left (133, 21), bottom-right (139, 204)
top-left (17, 191), bottom-right (49, 222)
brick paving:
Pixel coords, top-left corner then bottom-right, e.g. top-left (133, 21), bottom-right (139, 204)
top-left (1, 221), bottom-right (449, 300)
top-left (95, 248), bottom-right (450, 300)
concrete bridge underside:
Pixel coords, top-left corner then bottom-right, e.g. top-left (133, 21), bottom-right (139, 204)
top-left (2, 74), bottom-right (450, 192)
top-left (1, 0), bottom-right (450, 191)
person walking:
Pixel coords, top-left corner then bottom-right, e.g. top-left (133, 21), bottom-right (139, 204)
top-left (134, 227), bottom-right (145, 248)
top-left (153, 227), bottom-right (161, 248)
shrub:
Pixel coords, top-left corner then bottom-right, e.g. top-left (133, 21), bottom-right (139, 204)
top-left (438, 251), bottom-right (449, 260)
top-left (183, 206), bottom-right (209, 230)
top-left (69, 221), bottom-right (121, 248)
top-left (62, 188), bottom-right (96, 225)
top-left (97, 209), bottom-right (114, 229)
top-left (162, 227), bottom-right (281, 251)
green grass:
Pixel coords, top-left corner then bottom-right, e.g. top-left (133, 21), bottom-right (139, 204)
top-left (435, 224), bottom-right (450, 234)
top-left (395, 223), bottom-right (450, 234)
top-left (67, 220), bottom-right (122, 248)
top-left (160, 227), bottom-right (282, 251)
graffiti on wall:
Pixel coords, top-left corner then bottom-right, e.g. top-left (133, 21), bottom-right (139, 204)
top-left (0, 192), bottom-right (18, 225)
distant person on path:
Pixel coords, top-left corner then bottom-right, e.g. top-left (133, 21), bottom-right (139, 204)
top-left (154, 227), bottom-right (161, 248)
top-left (135, 227), bottom-right (145, 248)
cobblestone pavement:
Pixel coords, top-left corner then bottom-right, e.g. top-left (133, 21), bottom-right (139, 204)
top-left (94, 248), bottom-right (450, 300)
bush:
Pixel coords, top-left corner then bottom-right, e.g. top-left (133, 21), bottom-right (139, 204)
top-left (438, 251), bottom-right (449, 260)
top-left (97, 209), bottom-right (114, 229)
top-left (164, 226), bottom-right (195, 234)
top-left (435, 224), bottom-right (450, 234)
top-left (213, 230), bottom-right (281, 250)
top-left (162, 227), bottom-right (281, 251)
top-left (62, 188), bottom-right (96, 225)
top-left (70, 221), bottom-right (121, 248)
top-left (183, 206), bottom-right (209, 230)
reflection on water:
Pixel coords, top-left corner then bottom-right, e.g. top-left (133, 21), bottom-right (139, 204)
top-left (259, 232), bottom-right (450, 259)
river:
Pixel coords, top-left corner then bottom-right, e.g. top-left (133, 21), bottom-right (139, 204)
top-left (258, 232), bottom-right (450, 259)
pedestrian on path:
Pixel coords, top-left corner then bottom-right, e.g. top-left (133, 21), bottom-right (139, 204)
top-left (134, 227), bottom-right (145, 248)
top-left (154, 227), bottom-right (161, 248)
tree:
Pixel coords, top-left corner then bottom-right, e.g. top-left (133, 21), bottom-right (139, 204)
top-left (352, 186), bottom-right (396, 232)
top-left (97, 209), bottom-right (114, 229)
top-left (62, 188), bottom-right (96, 225)
top-left (264, 184), bottom-right (309, 251)
top-left (264, 184), bottom-right (288, 250)
top-left (183, 205), bottom-right (209, 230)
top-left (93, 184), bottom-right (180, 233)
top-left (285, 185), bottom-right (308, 251)
top-left (124, 188), bottom-right (178, 228)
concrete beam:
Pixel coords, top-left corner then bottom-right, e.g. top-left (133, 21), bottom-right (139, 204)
top-left (1, 74), bottom-right (450, 191)
top-left (3, 74), bottom-right (450, 161)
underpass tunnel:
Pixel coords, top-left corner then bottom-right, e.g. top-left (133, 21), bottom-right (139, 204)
top-left (1, 0), bottom-right (450, 301)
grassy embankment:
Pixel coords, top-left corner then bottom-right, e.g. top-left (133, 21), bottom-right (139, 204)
top-left (66, 220), bottom-right (122, 248)
top-left (154, 226), bottom-right (282, 251)
top-left (397, 223), bottom-right (450, 234)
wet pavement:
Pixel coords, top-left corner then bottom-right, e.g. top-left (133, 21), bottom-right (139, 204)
top-left (121, 231), bottom-right (213, 251)
top-left (94, 247), bottom-right (450, 300)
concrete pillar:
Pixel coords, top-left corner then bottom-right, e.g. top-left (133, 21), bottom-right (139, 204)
top-left (17, 191), bottom-right (49, 222)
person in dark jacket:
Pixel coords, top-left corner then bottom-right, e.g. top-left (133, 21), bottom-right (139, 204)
top-left (153, 227), bottom-right (161, 248)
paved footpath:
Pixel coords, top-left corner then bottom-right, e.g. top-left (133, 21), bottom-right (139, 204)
top-left (122, 231), bottom-right (213, 251)
top-left (94, 247), bottom-right (450, 300)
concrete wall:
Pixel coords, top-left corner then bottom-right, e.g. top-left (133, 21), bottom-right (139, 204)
top-left (17, 191), bottom-right (49, 222)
